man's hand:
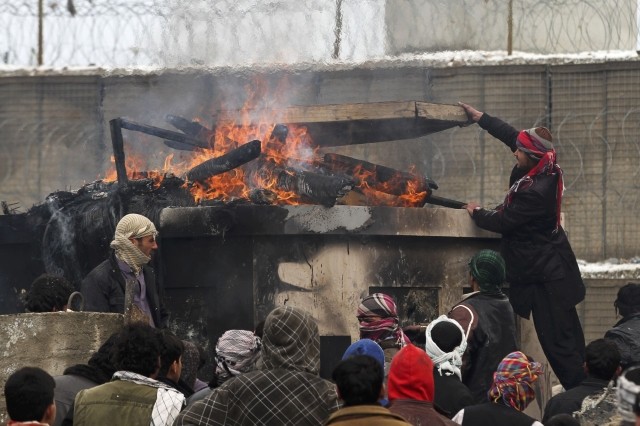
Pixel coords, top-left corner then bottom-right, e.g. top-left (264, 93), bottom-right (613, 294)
top-left (458, 102), bottom-right (483, 125)
top-left (464, 202), bottom-right (481, 217)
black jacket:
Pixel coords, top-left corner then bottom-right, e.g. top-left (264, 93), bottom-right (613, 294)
top-left (458, 402), bottom-right (539, 426)
top-left (604, 313), bottom-right (640, 369)
top-left (542, 377), bottom-right (610, 422)
top-left (80, 251), bottom-right (167, 327)
top-left (471, 113), bottom-right (585, 318)
top-left (432, 368), bottom-right (474, 418)
top-left (449, 292), bottom-right (518, 403)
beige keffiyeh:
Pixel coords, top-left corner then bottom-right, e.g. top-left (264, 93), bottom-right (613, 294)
top-left (110, 214), bottom-right (157, 274)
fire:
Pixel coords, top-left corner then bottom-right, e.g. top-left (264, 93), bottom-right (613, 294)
top-left (102, 81), bottom-right (428, 207)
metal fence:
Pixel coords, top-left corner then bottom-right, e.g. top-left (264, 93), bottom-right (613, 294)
top-left (1, 61), bottom-right (640, 261)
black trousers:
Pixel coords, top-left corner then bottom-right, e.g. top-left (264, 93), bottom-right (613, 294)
top-left (530, 284), bottom-right (586, 390)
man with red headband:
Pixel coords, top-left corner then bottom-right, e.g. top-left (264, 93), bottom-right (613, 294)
top-left (458, 102), bottom-right (586, 392)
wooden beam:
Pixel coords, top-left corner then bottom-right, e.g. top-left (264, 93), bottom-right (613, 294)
top-left (214, 101), bottom-right (468, 147)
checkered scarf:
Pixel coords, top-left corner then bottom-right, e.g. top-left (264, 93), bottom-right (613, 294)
top-left (110, 214), bottom-right (157, 274)
top-left (113, 371), bottom-right (185, 426)
top-left (488, 351), bottom-right (542, 412)
top-left (357, 293), bottom-right (407, 346)
top-left (261, 306), bottom-right (320, 374)
top-left (215, 330), bottom-right (261, 383)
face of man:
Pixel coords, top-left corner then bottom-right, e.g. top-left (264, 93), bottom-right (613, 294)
top-left (514, 148), bottom-right (535, 170)
top-left (130, 234), bottom-right (158, 257)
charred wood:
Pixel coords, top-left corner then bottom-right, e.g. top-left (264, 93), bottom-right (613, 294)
top-left (250, 161), bottom-right (354, 207)
top-left (277, 169), bottom-right (354, 207)
top-left (186, 140), bottom-right (262, 184)
top-left (322, 153), bottom-right (438, 196)
top-left (165, 115), bottom-right (215, 140)
top-left (117, 118), bottom-right (211, 150)
top-left (249, 189), bottom-right (278, 205)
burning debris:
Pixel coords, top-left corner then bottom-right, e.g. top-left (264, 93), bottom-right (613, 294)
top-left (101, 100), bottom-right (467, 209)
top-left (0, 101), bottom-right (468, 287)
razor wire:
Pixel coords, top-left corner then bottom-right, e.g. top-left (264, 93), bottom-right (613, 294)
top-left (0, 0), bottom-right (637, 68)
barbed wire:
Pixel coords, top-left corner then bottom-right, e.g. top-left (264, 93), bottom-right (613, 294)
top-left (0, 0), bottom-right (636, 67)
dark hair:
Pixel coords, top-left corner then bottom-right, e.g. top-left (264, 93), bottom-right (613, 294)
top-left (332, 355), bottom-right (383, 406)
top-left (87, 332), bottom-right (120, 380)
top-left (110, 322), bottom-right (161, 377)
top-left (254, 319), bottom-right (265, 339)
top-left (615, 282), bottom-right (640, 317)
top-left (545, 413), bottom-right (580, 426)
top-left (158, 330), bottom-right (184, 377)
top-left (585, 338), bottom-right (620, 381)
top-left (4, 367), bottom-right (55, 422)
top-left (430, 321), bottom-right (463, 352)
top-left (25, 274), bottom-right (74, 312)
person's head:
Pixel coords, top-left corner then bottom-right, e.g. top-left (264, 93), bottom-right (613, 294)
top-left (584, 338), bottom-right (620, 381)
top-left (468, 249), bottom-right (506, 295)
top-left (158, 330), bottom-right (184, 382)
top-left (387, 344), bottom-right (435, 403)
top-left (424, 315), bottom-right (466, 379)
top-left (614, 282), bottom-right (640, 318)
top-left (357, 293), bottom-right (404, 344)
top-left (110, 213), bottom-right (158, 259)
top-left (24, 274), bottom-right (74, 312)
top-left (214, 329), bottom-right (261, 385)
top-left (617, 365), bottom-right (640, 424)
top-left (262, 306), bottom-right (320, 374)
top-left (83, 332), bottom-right (119, 383)
top-left (342, 339), bottom-right (385, 372)
top-left (545, 413), bottom-right (580, 426)
top-left (332, 355), bottom-right (384, 406)
top-left (515, 126), bottom-right (554, 170)
top-left (110, 322), bottom-right (161, 378)
top-left (4, 367), bottom-right (56, 424)
top-left (488, 351), bottom-right (542, 412)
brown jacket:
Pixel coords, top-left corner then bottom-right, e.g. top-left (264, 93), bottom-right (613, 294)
top-left (325, 405), bottom-right (410, 425)
top-left (388, 400), bottom-right (457, 426)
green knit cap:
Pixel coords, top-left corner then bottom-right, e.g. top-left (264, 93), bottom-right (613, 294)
top-left (468, 249), bottom-right (506, 294)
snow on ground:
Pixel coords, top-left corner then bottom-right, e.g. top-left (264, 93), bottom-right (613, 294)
top-left (0, 50), bottom-right (639, 75)
top-left (578, 258), bottom-right (640, 280)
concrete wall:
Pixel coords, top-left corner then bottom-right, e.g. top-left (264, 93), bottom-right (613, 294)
top-left (0, 312), bottom-right (123, 423)
top-left (385, 0), bottom-right (637, 55)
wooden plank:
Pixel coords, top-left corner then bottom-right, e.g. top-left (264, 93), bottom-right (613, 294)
top-left (416, 101), bottom-right (468, 122)
top-left (215, 101), bottom-right (468, 147)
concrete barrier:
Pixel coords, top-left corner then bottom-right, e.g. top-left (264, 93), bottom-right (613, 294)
top-left (0, 312), bottom-right (124, 423)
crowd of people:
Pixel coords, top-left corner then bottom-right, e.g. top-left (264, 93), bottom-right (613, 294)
top-left (7, 104), bottom-right (640, 425)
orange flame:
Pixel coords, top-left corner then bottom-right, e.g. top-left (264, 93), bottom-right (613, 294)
top-left (102, 80), bottom-right (428, 207)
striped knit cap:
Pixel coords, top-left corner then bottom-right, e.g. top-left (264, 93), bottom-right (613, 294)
top-left (468, 249), bottom-right (506, 295)
top-left (488, 351), bottom-right (542, 412)
top-left (516, 127), bottom-right (553, 159)
top-left (110, 214), bottom-right (158, 274)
